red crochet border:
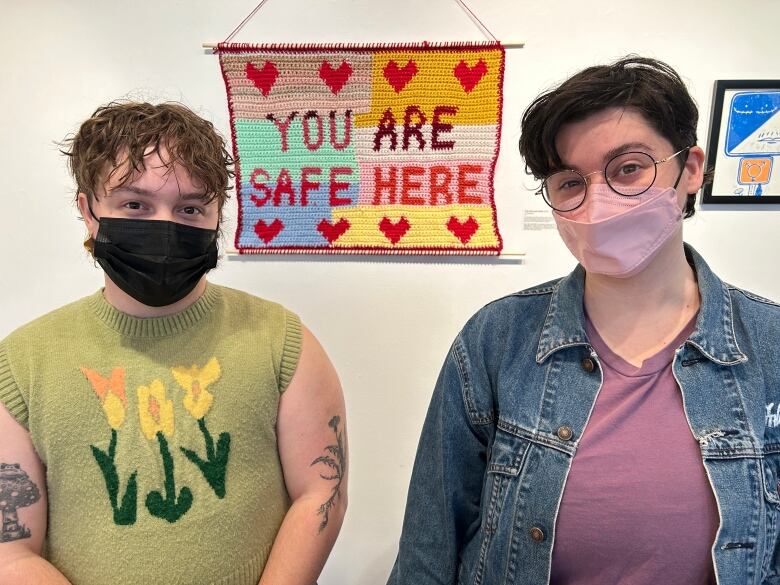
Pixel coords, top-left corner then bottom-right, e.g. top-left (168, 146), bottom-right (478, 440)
top-left (217, 40), bottom-right (503, 53)
top-left (233, 246), bottom-right (502, 255)
top-left (218, 41), bottom-right (505, 256)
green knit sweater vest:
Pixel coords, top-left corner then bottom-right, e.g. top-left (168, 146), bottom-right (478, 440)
top-left (0, 284), bottom-right (302, 585)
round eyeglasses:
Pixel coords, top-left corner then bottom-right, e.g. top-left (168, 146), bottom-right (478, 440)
top-left (539, 147), bottom-right (691, 212)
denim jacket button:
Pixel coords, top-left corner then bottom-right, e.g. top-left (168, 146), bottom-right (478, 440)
top-left (581, 357), bottom-right (596, 373)
top-left (530, 526), bottom-right (545, 542)
top-left (557, 426), bottom-right (573, 441)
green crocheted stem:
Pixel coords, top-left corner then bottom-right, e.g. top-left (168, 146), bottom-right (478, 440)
top-left (146, 432), bottom-right (193, 523)
top-left (180, 417), bottom-right (231, 499)
top-left (90, 428), bottom-right (138, 525)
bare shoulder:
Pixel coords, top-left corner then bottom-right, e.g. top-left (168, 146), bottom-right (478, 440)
top-left (285, 325), bottom-right (341, 394)
top-left (276, 325), bottom-right (347, 519)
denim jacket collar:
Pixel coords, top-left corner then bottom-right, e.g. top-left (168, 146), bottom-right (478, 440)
top-left (534, 263), bottom-right (589, 364)
top-left (535, 243), bottom-right (748, 366)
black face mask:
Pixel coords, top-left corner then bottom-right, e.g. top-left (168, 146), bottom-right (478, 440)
top-left (92, 217), bottom-right (218, 307)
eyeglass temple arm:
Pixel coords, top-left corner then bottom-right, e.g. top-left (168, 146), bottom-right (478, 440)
top-left (655, 146), bottom-right (692, 164)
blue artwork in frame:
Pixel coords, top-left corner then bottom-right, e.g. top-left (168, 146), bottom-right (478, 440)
top-left (702, 80), bottom-right (780, 204)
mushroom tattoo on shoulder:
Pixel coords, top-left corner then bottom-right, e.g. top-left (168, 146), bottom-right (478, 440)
top-left (0, 463), bottom-right (41, 543)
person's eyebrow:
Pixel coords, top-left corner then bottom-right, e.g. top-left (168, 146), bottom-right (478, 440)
top-left (601, 142), bottom-right (657, 163)
top-left (179, 192), bottom-right (211, 202)
top-left (553, 142), bottom-right (659, 174)
top-left (111, 185), bottom-right (208, 200)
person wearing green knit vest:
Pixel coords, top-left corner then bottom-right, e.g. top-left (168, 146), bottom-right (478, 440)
top-left (0, 102), bottom-right (348, 585)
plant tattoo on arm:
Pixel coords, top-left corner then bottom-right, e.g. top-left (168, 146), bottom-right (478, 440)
top-left (0, 463), bottom-right (41, 543)
top-left (310, 415), bottom-right (345, 534)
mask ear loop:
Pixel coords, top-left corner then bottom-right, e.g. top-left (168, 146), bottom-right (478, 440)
top-left (86, 197), bottom-right (100, 222)
top-left (672, 148), bottom-right (691, 190)
top-left (83, 196), bottom-right (102, 255)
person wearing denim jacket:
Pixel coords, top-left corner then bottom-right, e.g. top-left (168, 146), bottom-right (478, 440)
top-left (388, 57), bottom-right (780, 584)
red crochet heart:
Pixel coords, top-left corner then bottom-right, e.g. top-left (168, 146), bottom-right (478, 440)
top-left (317, 218), bottom-right (350, 243)
top-left (246, 61), bottom-right (279, 97)
top-left (254, 218), bottom-right (284, 244)
top-left (319, 61), bottom-right (353, 95)
top-left (379, 217), bottom-right (411, 245)
top-left (447, 216), bottom-right (479, 244)
top-left (453, 59), bottom-right (488, 93)
top-left (383, 60), bottom-right (418, 93)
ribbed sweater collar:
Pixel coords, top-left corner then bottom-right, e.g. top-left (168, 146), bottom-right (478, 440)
top-left (86, 283), bottom-right (220, 338)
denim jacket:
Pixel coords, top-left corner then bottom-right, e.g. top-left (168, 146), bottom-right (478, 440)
top-left (388, 245), bottom-right (780, 585)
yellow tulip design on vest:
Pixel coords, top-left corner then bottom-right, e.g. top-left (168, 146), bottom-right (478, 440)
top-left (81, 367), bottom-right (138, 525)
top-left (172, 357), bottom-right (231, 499)
top-left (137, 380), bottom-right (175, 439)
top-left (171, 357), bottom-right (220, 419)
top-left (138, 380), bottom-right (193, 523)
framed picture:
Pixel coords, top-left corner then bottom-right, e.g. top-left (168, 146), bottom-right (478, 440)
top-left (702, 80), bottom-right (780, 204)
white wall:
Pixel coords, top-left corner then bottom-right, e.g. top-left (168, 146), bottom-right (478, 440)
top-left (1, 1), bottom-right (778, 583)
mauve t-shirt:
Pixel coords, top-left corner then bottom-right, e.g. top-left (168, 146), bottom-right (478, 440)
top-left (550, 314), bottom-right (719, 585)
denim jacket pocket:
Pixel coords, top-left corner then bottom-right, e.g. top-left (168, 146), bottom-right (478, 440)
top-left (761, 451), bottom-right (780, 581)
top-left (484, 428), bottom-right (530, 533)
top-left (763, 452), bottom-right (780, 505)
top-left (469, 427), bottom-right (531, 585)
top-left (487, 431), bottom-right (529, 471)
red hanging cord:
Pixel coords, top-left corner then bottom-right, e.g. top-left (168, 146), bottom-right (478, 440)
top-left (454, 0), bottom-right (500, 43)
top-left (222, 0), bottom-right (273, 45)
top-left (217, 0), bottom-right (503, 50)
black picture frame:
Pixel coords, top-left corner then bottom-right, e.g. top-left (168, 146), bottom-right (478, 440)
top-left (701, 79), bottom-right (780, 205)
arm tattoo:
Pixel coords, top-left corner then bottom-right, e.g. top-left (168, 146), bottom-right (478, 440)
top-left (310, 415), bottom-right (346, 533)
top-left (0, 463), bottom-right (41, 543)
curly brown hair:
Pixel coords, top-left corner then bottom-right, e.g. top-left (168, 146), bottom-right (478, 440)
top-left (519, 56), bottom-right (710, 218)
top-left (62, 101), bottom-right (234, 213)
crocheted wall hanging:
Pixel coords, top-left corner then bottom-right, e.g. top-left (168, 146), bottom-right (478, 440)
top-left (218, 42), bottom-right (504, 255)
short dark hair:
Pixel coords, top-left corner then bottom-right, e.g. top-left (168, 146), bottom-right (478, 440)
top-left (519, 55), bottom-right (709, 218)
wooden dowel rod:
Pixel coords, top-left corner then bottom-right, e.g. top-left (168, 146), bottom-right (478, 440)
top-left (202, 41), bottom-right (525, 50)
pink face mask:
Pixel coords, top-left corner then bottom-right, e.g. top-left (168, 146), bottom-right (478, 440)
top-left (553, 184), bottom-right (683, 278)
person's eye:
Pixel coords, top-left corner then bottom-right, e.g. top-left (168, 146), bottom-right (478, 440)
top-left (123, 201), bottom-right (144, 211)
top-left (618, 163), bottom-right (641, 176)
top-left (180, 206), bottom-right (203, 216)
top-left (559, 179), bottom-right (584, 190)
